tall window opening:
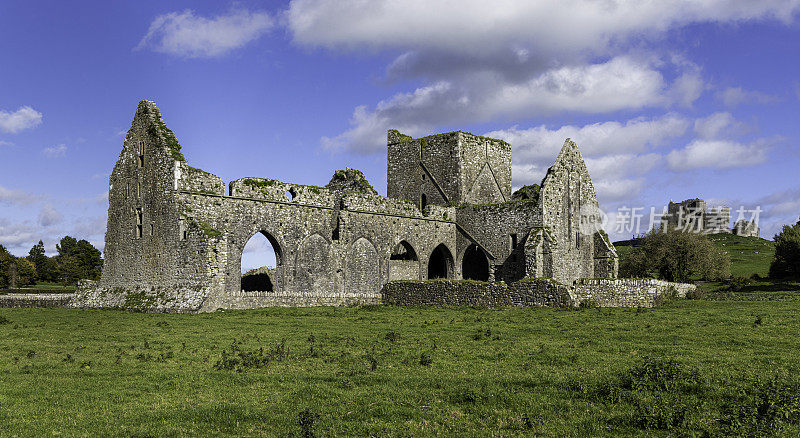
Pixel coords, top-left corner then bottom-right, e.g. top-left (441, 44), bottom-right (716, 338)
top-left (427, 243), bottom-right (453, 279)
top-left (241, 231), bottom-right (282, 292)
top-left (138, 142), bottom-right (145, 168)
top-left (421, 193), bottom-right (428, 211)
top-left (135, 208), bottom-right (143, 238)
top-left (462, 244), bottom-right (490, 281)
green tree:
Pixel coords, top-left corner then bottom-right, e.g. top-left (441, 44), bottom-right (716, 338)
top-left (769, 218), bottom-right (800, 279)
top-left (27, 240), bottom-right (56, 282)
top-left (54, 236), bottom-right (102, 285)
top-left (619, 228), bottom-right (730, 282)
top-left (0, 244), bottom-right (13, 288)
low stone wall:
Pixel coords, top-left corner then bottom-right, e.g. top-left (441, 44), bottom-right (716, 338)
top-left (68, 281), bottom-right (207, 313)
top-left (207, 290), bottom-right (380, 310)
top-left (382, 278), bottom-right (696, 308)
top-left (381, 279), bottom-right (573, 307)
top-left (0, 293), bottom-right (75, 308)
top-left (572, 278), bottom-right (696, 308)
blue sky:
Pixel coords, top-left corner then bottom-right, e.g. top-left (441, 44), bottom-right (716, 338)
top-left (2, 1), bottom-right (800, 262)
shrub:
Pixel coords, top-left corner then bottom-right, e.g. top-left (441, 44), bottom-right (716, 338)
top-left (727, 276), bottom-right (751, 291)
top-left (769, 218), bottom-right (800, 279)
top-left (685, 288), bottom-right (705, 300)
top-left (619, 228), bottom-right (730, 282)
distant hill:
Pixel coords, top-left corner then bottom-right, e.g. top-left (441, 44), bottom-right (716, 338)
top-left (613, 233), bottom-right (775, 278)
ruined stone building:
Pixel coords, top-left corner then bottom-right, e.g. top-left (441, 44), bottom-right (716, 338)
top-left (662, 198), bottom-right (759, 237)
top-left (74, 101), bottom-right (619, 312)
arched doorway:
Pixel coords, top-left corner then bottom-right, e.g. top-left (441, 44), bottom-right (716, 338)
top-left (389, 240), bottom-right (419, 280)
top-left (462, 244), bottom-right (489, 281)
top-left (348, 238), bottom-right (380, 295)
top-left (427, 243), bottom-right (453, 279)
top-left (241, 231), bottom-right (282, 292)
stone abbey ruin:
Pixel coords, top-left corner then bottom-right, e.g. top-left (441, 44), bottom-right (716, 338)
top-left (663, 198), bottom-right (760, 237)
top-left (71, 101), bottom-right (695, 312)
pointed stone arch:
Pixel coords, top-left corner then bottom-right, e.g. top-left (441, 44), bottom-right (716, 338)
top-left (389, 240), bottom-right (420, 280)
top-left (461, 243), bottom-right (490, 281)
top-left (347, 237), bottom-right (380, 295)
top-left (294, 233), bottom-right (331, 293)
top-left (427, 243), bottom-right (454, 279)
top-left (239, 230), bottom-right (284, 292)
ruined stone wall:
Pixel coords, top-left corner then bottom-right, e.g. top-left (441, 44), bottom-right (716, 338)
top-left (540, 139), bottom-right (603, 284)
top-left (571, 278), bottom-right (696, 307)
top-left (101, 101), bottom-right (215, 296)
top-left (387, 130), bottom-right (511, 209)
top-left (455, 201), bottom-right (543, 282)
top-left (382, 278), bottom-right (695, 308)
top-left (458, 132), bottom-right (511, 204)
top-left (381, 279), bottom-right (573, 308)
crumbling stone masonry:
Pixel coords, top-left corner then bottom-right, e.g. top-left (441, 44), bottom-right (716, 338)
top-left (72, 100), bottom-right (622, 312)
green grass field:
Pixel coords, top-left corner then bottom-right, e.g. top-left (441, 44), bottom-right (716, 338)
top-left (2, 302), bottom-right (800, 436)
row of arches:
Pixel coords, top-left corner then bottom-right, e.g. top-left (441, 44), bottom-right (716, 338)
top-left (240, 232), bottom-right (490, 293)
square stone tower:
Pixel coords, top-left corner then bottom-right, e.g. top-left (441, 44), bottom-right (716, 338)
top-left (386, 130), bottom-right (512, 209)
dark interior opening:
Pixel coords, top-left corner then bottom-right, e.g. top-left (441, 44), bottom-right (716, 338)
top-left (390, 241), bottom-right (418, 260)
top-left (462, 244), bottom-right (489, 281)
top-left (427, 244), bottom-right (452, 279)
top-left (241, 273), bottom-right (273, 292)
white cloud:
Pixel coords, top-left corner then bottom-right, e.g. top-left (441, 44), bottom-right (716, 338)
top-left (0, 140), bottom-right (13, 147)
top-left (326, 57), bottom-right (698, 153)
top-left (288, 0), bottom-right (800, 56)
top-left (136, 8), bottom-right (274, 58)
top-left (487, 113), bottom-right (689, 162)
top-left (0, 185), bottom-right (40, 205)
top-left (42, 144), bottom-right (67, 158)
top-left (38, 204), bottom-right (62, 227)
top-left (693, 112), bottom-right (748, 139)
top-left (0, 106), bottom-right (42, 134)
top-left (666, 139), bottom-right (769, 170)
top-left (716, 86), bottom-right (778, 107)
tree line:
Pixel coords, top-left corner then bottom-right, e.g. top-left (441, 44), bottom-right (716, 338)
top-left (0, 237), bottom-right (102, 288)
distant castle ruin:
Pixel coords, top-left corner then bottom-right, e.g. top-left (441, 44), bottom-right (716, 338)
top-left (69, 101), bottom-right (695, 312)
top-left (662, 198), bottom-right (760, 238)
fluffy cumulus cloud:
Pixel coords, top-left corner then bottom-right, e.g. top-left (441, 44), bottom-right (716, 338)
top-left (665, 139), bottom-right (770, 170)
top-left (324, 57), bottom-right (700, 153)
top-left (0, 106), bottom-right (42, 134)
top-left (42, 144), bottom-right (67, 158)
top-left (486, 114), bottom-right (689, 201)
top-left (716, 86), bottom-right (778, 107)
top-left (288, 0), bottom-right (800, 55)
top-left (136, 8), bottom-right (274, 58)
top-left (293, 0), bottom-right (800, 154)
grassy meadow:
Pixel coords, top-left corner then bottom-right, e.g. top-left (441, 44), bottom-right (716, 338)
top-left (1, 233), bottom-right (799, 436)
top-left (2, 301), bottom-right (800, 436)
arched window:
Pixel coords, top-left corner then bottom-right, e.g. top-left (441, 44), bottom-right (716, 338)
top-left (241, 231), bottom-right (282, 292)
top-left (462, 244), bottom-right (489, 281)
top-left (427, 244), bottom-right (453, 279)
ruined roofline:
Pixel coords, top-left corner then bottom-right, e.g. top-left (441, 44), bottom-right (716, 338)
top-left (387, 129), bottom-right (511, 149)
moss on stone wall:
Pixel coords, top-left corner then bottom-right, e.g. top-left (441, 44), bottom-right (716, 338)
top-left (327, 168), bottom-right (377, 195)
top-left (196, 221), bottom-right (222, 240)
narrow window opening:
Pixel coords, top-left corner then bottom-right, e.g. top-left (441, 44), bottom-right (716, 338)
top-left (421, 193), bottom-right (427, 211)
top-left (179, 218), bottom-right (186, 241)
top-left (332, 217), bottom-right (340, 240)
top-left (576, 232), bottom-right (580, 249)
top-left (510, 233), bottom-right (518, 250)
top-left (138, 142), bottom-right (145, 168)
top-left (136, 208), bottom-right (143, 238)
top-left (150, 223), bottom-right (154, 236)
